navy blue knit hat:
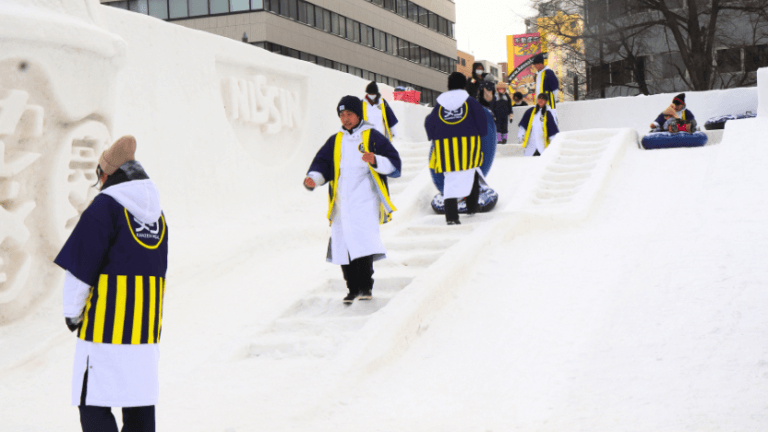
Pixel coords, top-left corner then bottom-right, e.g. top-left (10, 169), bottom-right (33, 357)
top-left (448, 72), bottom-right (467, 90)
top-left (337, 95), bottom-right (363, 118)
top-left (532, 53), bottom-right (545, 64)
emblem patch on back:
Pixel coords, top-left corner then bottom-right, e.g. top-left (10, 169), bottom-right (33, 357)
top-left (125, 209), bottom-right (166, 249)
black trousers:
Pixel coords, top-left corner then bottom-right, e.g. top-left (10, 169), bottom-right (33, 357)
top-left (79, 406), bottom-right (155, 432)
top-left (444, 172), bottom-right (481, 222)
top-left (78, 357), bottom-right (155, 432)
top-left (341, 255), bottom-right (374, 295)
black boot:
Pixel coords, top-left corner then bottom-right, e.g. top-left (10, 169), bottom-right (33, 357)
top-left (444, 198), bottom-right (460, 225)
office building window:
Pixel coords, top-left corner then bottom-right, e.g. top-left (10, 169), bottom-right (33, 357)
top-left (149, 0), bottom-right (168, 18)
top-left (210, 0), bottom-right (229, 14)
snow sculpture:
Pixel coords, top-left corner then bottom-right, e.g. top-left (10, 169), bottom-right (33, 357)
top-left (0, 0), bottom-right (125, 323)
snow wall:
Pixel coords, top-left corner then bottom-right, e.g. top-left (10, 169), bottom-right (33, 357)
top-left (512, 84), bottom-right (759, 138)
top-left (0, 0), bottom-right (431, 323)
top-left (1, 0), bottom-right (767, 325)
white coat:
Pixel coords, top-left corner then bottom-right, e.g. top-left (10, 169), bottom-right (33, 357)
top-left (307, 122), bottom-right (397, 265)
top-left (363, 97), bottom-right (398, 140)
top-left (518, 114), bottom-right (547, 157)
top-left (63, 179), bottom-right (163, 407)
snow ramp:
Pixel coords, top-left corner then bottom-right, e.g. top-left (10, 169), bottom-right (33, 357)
top-left (240, 128), bottom-right (638, 409)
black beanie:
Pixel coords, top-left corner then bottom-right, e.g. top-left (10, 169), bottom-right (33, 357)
top-left (532, 53), bottom-right (545, 64)
top-left (448, 72), bottom-right (467, 90)
top-left (365, 81), bottom-right (379, 95)
top-left (673, 93), bottom-right (686, 105)
top-left (337, 95), bottom-right (363, 119)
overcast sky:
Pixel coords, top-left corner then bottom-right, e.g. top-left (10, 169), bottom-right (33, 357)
top-left (454, 0), bottom-right (535, 65)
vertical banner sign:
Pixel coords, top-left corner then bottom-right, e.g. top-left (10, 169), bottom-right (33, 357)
top-left (507, 33), bottom-right (542, 105)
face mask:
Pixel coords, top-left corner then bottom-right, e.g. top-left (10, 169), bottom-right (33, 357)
top-left (368, 93), bottom-right (377, 97)
top-left (475, 69), bottom-right (483, 75)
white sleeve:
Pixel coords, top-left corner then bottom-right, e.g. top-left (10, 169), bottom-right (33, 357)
top-left (306, 171), bottom-right (326, 187)
top-left (63, 271), bottom-right (91, 319)
top-left (371, 156), bottom-right (396, 176)
top-left (389, 124), bottom-right (398, 138)
top-left (517, 126), bottom-right (526, 141)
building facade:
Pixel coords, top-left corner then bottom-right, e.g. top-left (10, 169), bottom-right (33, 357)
top-left (579, 0), bottom-right (768, 99)
top-left (456, 49), bottom-right (474, 78)
top-left (478, 60), bottom-right (503, 82)
top-left (102, 0), bottom-right (458, 106)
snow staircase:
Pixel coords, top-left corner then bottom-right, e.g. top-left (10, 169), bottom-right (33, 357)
top-left (386, 138), bottom-right (430, 196)
top-left (245, 129), bottom-right (635, 377)
top-left (245, 138), bottom-right (437, 358)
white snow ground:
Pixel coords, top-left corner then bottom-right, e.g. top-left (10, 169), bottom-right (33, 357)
top-left (1, 2), bottom-right (768, 431)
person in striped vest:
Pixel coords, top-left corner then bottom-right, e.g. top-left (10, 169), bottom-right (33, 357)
top-left (55, 136), bottom-right (168, 432)
top-left (425, 72), bottom-right (490, 225)
top-left (304, 96), bottom-right (401, 304)
top-left (362, 81), bottom-right (399, 141)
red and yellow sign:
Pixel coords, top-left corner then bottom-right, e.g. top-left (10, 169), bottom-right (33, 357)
top-left (506, 33), bottom-right (543, 105)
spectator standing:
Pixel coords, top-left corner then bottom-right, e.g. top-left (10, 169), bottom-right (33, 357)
top-left (465, 62), bottom-right (486, 100)
top-left (493, 82), bottom-right (513, 144)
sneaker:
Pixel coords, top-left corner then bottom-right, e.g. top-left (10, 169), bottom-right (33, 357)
top-left (446, 220), bottom-right (461, 225)
top-left (358, 288), bottom-right (372, 300)
top-left (343, 292), bottom-right (357, 304)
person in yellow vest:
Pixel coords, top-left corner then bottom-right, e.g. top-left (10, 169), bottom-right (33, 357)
top-left (55, 136), bottom-right (168, 431)
top-left (362, 81), bottom-right (399, 141)
top-left (304, 96), bottom-right (402, 304)
top-left (517, 92), bottom-right (560, 157)
top-left (533, 53), bottom-right (560, 124)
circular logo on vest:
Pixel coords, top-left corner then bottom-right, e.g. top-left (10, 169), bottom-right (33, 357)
top-left (125, 209), bottom-right (166, 249)
top-left (439, 102), bottom-right (469, 125)
top-left (358, 142), bottom-right (366, 153)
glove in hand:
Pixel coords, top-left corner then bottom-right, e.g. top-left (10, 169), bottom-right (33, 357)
top-left (65, 316), bottom-right (82, 332)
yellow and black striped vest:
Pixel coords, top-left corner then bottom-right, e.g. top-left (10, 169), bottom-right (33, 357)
top-left (79, 274), bottom-right (165, 344)
top-left (429, 135), bottom-right (483, 174)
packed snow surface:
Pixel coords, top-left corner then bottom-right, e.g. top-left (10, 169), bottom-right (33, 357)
top-left (1, 2), bottom-right (767, 431)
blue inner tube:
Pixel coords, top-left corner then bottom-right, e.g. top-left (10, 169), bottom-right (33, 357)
top-left (430, 108), bottom-right (497, 194)
top-left (641, 131), bottom-right (708, 149)
top-left (431, 188), bottom-right (499, 214)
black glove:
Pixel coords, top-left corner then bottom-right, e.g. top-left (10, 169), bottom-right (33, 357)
top-left (65, 317), bottom-right (82, 332)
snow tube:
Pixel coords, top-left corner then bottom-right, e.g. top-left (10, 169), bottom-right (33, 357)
top-left (431, 187), bottom-right (499, 214)
top-left (429, 108), bottom-right (497, 193)
top-left (704, 113), bottom-right (756, 130)
top-left (641, 131), bottom-right (708, 149)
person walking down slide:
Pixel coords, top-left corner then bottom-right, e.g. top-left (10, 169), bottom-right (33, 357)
top-left (304, 96), bottom-right (402, 304)
top-left (362, 81), bottom-right (399, 141)
top-left (518, 92), bottom-right (560, 157)
top-left (533, 53), bottom-right (560, 124)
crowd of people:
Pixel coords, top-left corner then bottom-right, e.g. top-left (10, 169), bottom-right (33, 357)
top-left (462, 54), bottom-right (561, 156)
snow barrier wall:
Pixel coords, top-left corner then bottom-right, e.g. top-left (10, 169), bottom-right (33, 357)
top-left (511, 86), bottom-right (759, 138)
top-left (0, 0), bottom-right (433, 323)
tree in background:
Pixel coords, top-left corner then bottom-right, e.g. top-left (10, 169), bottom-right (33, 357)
top-left (527, 0), bottom-right (768, 98)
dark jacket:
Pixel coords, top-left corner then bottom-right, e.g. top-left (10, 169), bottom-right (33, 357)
top-left (492, 93), bottom-right (513, 133)
top-left (465, 62), bottom-right (486, 100)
